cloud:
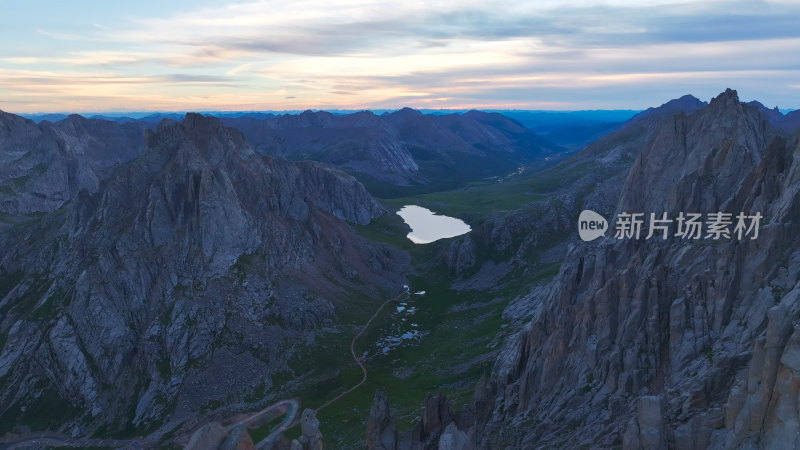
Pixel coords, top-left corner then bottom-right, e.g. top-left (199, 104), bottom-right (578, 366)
top-left (2, 0), bottom-right (800, 111)
top-left (112, 0), bottom-right (800, 58)
top-left (35, 28), bottom-right (92, 41)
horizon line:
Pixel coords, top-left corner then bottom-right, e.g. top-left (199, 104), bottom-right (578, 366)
top-left (13, 107), bottom-right (646, 116)
top-left (9, 107), bottom-right (798, 120)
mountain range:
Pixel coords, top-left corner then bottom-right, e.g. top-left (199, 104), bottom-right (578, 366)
top-left (364, 90), bottom-right (800, 449)
top-left (3, 90), bottom-right (800, 449)
top-left (0, 112), bottom-right (406, 439)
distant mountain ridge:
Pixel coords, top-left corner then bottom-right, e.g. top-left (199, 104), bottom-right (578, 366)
top-left (19, 109), bottom-right (569, 194)
top-left (220, 108), bottom-right (565, 191)
top-left (0, 112), bottom-right (147, 215)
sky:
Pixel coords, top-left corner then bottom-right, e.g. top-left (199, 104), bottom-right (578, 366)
top-left (1, 0), bottom-right (799, 113)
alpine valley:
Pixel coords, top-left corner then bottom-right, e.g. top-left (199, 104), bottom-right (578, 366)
top-left (2, 89), bottom-right (800, 450)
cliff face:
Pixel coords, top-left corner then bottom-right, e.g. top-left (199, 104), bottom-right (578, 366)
top-left (0, 113), bottom-right (146, 215)
top-left (0, 112), bottom-right (405, 436)
top-left (472, 89), bottom-right (800, 448)
top-left (440, 96), bottom-right (709, 290)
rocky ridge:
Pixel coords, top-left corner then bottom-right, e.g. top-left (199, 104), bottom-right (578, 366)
top-left (221, 109), bottom-right (562, 187)
top-left (0, 112), bottom-right (146, 215)
top-left (468, 89), bottom-right (800, 448)
top-left (0, 112), bottom-right (406, 437)
top-left (366, 390), bottom-right (468, 450)
top-left (439, 94), bottom-right (710, 294)
top-left (371, 89), bottom-right (800, 449)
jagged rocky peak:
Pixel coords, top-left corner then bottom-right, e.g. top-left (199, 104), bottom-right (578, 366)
top-left (0, 110), bottom-right (149, 214)
top-left (616, 87), bottom-right (779, 214)
top-left (633, 93), bottom-right (707, 122)
top-left (183, 111), bottom-right (245, 138)
top-left (466, 90), bottom-right (800, 448)
top-left (0, 106), bottom-right (406, 437)
top-left (149, 112), bottom-right (250, 162)
top-left (366, 390), bottom-right (397, 450)
top-left (366, 391), bottom-right (470, 450)
top-left (389, 106), bottom-right (423, 118)
top-left (0, 108), bottom-right (36, 134)
top-left (0, 109), bottom-right (54, 164)
top-left (709, 87), bottom-right (739, 107)
top-left (41, 113), bottom-right (146, 162)
top-left (144, 112), bottom-right (384, 226)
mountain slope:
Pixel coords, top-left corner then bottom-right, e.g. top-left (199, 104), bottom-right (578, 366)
top-left (469, 89), bottom-right (800, 448)
top-left (0, 113), bottom-right (406, 437)
top-left (0, 112), bottom-right (146, 215)
top-left (221, 109), bottom-right (563, 192)
top-left (405, 94), bottom-right (710, 291)
top-left (358, 94), bottom-right (715, 450)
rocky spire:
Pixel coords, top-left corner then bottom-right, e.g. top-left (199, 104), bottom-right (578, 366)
top-left (291, 409), bottom-right (322, 450)
top-left (366, 390), bottom-right (397, 450)
top-left (465, 89), bottom-right (800, 448)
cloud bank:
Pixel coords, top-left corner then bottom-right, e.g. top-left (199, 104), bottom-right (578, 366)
top-left (1, 0), bottom-right (799, 112)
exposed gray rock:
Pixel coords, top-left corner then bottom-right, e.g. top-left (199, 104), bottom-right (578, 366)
top-left (219, 424), bottom-right (256, 450)
top-left (623, 396), bottom-right (667, 450)
top-left (437, 423), bottom-right (468, 450)
top-left (0, 112), bottom-right (408, 436)
top-left (468, 89), bottom-right (800, 448)
top-left (422, 393), bottom-right (451, 441)
top-left (185, 422), bottom-right (228, 450)
top-left (0, 111), bottom-right (145, 214)
top-left (372, 390), bottom-right (472, 450)
top-left (367, 390), bottom-right (398, 450)
top-left (291, 409), bottom-right (322, 450)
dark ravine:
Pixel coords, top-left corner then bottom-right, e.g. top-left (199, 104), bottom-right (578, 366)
top-left (0, 112), bottom-right (408, 438)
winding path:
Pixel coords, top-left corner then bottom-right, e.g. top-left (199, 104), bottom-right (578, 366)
top-left (226, 399), bottom-right (298, 449)
top-left (0, 435), bottom-right (142, 449)
top-left (315, 290), bottom-right (409, 412)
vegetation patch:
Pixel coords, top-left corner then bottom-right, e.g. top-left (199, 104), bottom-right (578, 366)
top-left (0, 381), bottom-right (82, 434)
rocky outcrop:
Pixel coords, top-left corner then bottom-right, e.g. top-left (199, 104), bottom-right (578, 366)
top-left (185, 422), bottom-right (229, 450)
top-left (440, 94), bottom-right (706, 288)
top-left (220, 424), bottom-right (257, 450)
top-left (367, 390), bottom-right (398, 450)
top-left (185, 422), bottom-right (255, 450)
top-left (633, 94), bottom-right (707, 122)
top-left (291, 409), bottom-right (322, 450)
top-left (417, 393), bottom-right (452, 442)
top-left (0, 112), bottom-right (407, 437)
top-left (369, 391), bottom-right (470, 450)
top-left (470, 89), bottom-right (800, 448)
top-left (437, 423), bottom-right (468, 450)
top-left (0, 111), bottom-right (146, 215)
